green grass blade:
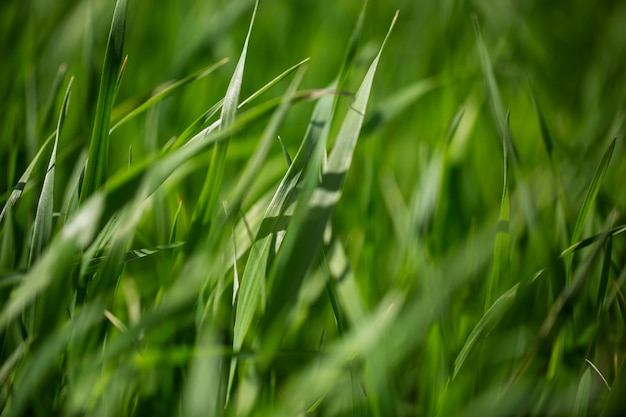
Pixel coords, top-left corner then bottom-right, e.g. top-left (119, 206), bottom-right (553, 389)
top-left (238, 57), bottom-right (310, 108)
top-left (230, 77), bottom-right (336, 395)
top-left (0, 194), bottom-right (104, 333)
top-left (560, 223), bottom-right (626, 257)
top-left (569, 138), bottom-right (616, 255)
top-left (167, 58), bottom-right (310, 152)
top-left (110, 58), bottom-right (229, 133)
top-left (224, 66), bottom-right (305, 232)
top-left (597, 235), bottom-right (612, 315)
top-left (472, 15), bottom-right (518, 165)
top-left (0, 133), bottom-right (54, 225)
top-left (486, 185), bottom-right (510, 310)
top-left (1, 303), bottom-right (103, 417)
top-left (79, 0), bottom-right (128, 203)
top-left (453, 282), bottom-right (519, 379)
top-left (599, 353), bottom-right (626, 417)
top-left (188, 0), bottom-right (259, 250)
top-left (38, 63), bottom-right (67, 134)
top-left (29, 77), bottom-right (73, 266)
top-left (262, 10), bottom-right (398, 348)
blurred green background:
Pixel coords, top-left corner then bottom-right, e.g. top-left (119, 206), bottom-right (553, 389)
top-left (2, 0), bottom-right (626, 416)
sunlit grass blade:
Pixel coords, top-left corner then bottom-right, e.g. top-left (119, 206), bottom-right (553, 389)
top-left (189, 0), bottom-right (259, 250)
top-left (110, 58), bottom-right (229, 133)
top-left (222, 66), bottom-right (306, 225)
top-left (29, 77), bottom-right (73, 266)
top-left (262, 10), bottom-right (398, 350)
top-left (168, 57), bottom-right (310, 152)
top-left (230, 75), bottom-right (336, 399)
top-left (79, 0), bottom-right (128, 203)
top-left (0, 194), bottom-right (104, 333)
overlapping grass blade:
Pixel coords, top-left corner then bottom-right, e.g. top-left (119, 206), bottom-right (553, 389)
top-left (219, 65), bottom-right (307, 226)
top-left (261, 11), bottom-right (398, 350)
top-left (1, 303), bottom-right (103, 417)
top-left (230, 74), bottom-right (336, 399)
top-left (189, 0), bottom-right (259, 249)
top-left (0, 194), bottom-right (104, 333)
top-left (453, 282), bottom-right (519, 379)
top-left (167, 57), bottom-right (310, 152)
top-left (567, 138), bottom-right (616, 272)
top-left (0, 133), bottom-right (54, 225)
top-left (110, 58), bottom-right (229, 133)
top-left (79, 0), bottom-right (128, 202)
top-left (29, 77), bottom-right (73, 266)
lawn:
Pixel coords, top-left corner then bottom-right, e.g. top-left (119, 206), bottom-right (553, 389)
top-left (1, 0), bottom-right (626, 416)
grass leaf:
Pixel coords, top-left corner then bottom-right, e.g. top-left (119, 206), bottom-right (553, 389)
top-left (29, 77), bottom-right (73, 266)
top-left (80, 0), bottom-right (128, 202)
top-left (110, 58), bottom-right (229, 133)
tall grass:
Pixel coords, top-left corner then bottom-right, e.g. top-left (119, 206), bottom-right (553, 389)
top-left (1, 0), bottom-right (626, 416)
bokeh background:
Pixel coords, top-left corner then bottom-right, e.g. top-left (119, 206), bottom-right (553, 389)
top-left (2, 0), bottom-right (626, 416)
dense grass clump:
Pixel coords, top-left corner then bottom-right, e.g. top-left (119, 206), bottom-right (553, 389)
top-left (1, 0), bottom-right (626, 416)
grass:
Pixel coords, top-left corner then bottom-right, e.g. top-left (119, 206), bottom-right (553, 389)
top-left (1, 0), bottom-right (626, 416)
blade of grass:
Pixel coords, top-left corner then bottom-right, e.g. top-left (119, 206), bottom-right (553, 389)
top-left (188, 0), bottom-right (259, 251)
top-left (230, 74), bottom-right (336, 403)
top-left (80, 0), bottom-right (128, 202)
top-left (29, 77), bottom-right (73, 266)
top-left (567, 138), bottom-right (616, 276)
top-left (261, 11), bottom-right (398, 354)
top-left (0, 194), bottom-right (104, 333)
top-left (0, 133), bottom-right (54, 225)
top-left (110, 58), bottom-right (229, 133)
top-left (599, 353), bottom-right (626, 416)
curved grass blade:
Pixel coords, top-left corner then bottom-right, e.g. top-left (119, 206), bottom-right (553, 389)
top-left (29, 77), bottom-right (73, 266)
top-left (110, 58), bottom-right (229, 133)
top-left (0, 133), bottom-right (54, 225)
top-left (561, 223), bottom-right (626, 257)
top-left (567, 138), bottom-right (616, 272)
top-left (80, 0), bottom-right (128, 203)
top-left (453, 282), bottom-right (519, 379)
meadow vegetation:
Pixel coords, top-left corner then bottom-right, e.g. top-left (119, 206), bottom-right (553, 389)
top-left (1, 0), bottom-right (626, 416)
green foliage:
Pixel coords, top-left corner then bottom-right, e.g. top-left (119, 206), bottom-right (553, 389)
top-left (2, 1), bottom-right (626, 416)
